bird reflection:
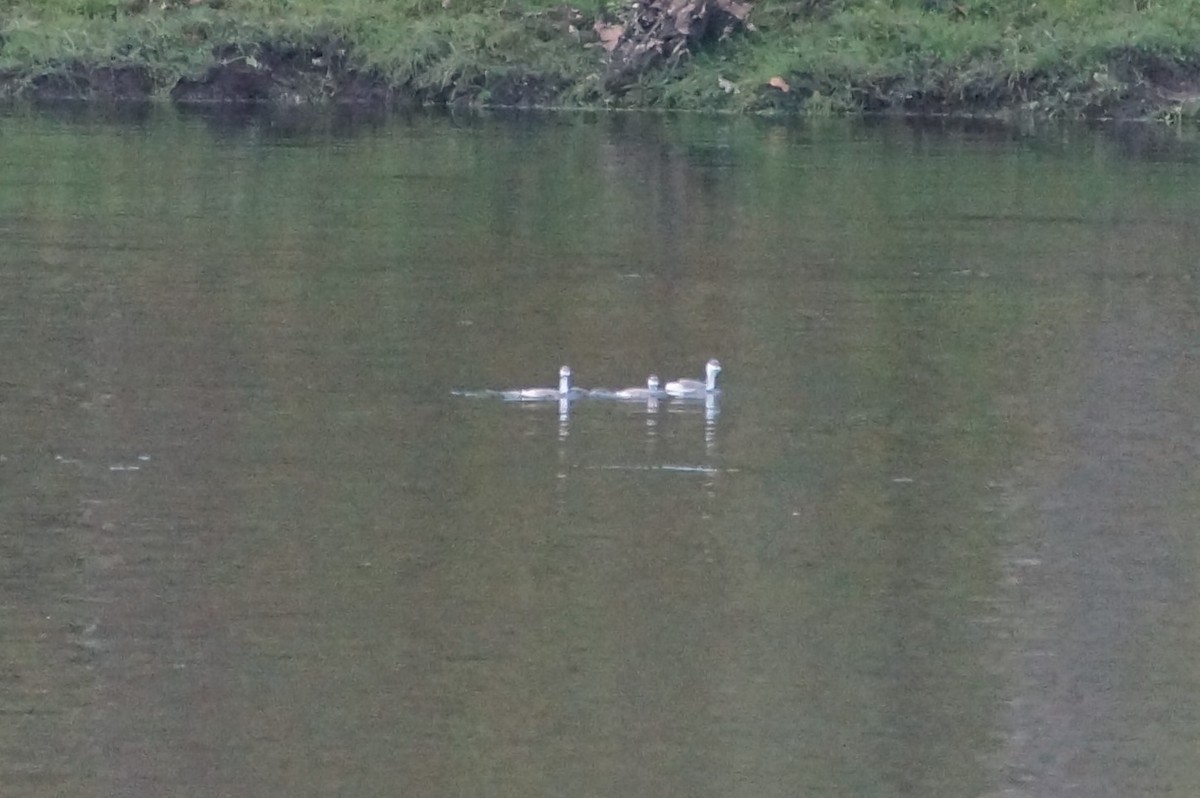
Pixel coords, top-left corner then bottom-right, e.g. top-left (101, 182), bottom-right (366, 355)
top-left (558, 395), bottom-right (571, 441)
top-left (645, 393), bottom-right (661, 450)
top-left (704, 393), bottom-right (719, 456)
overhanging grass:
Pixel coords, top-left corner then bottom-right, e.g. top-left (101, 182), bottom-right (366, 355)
top-left (657, 0), bottom-right (1200, 112)
top-left (0, 0), bottom-right (599, 101)
top-left (3, 0), bottom-right (1200, 114)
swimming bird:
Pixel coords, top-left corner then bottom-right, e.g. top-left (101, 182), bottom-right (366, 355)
top-left (500, 365), bottom-right (574, 401)
top-left (665, 359), bottom-right (721, 397)
top-left (601, 375), bottom-right (662, 400)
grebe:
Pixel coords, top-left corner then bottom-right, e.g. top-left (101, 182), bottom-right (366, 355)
top-left (500, 365), bottom-right (574, 401)
top-left (598, 375), bottom-right (662, 400)
top-left (665, 359), bottom-right (721, 397)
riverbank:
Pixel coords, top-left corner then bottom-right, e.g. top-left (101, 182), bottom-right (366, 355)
top-left (3, 0), bottom-right (1200, 119)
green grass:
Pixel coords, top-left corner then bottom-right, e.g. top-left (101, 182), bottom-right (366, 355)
top-left (3, 0), bottom-right (1200, 116)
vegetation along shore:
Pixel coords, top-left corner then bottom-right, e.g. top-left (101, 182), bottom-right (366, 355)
top-left (2, 0), bottom-right (1200, 119)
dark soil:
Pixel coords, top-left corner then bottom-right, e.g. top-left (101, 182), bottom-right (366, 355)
top-left (17, 63), bottom-right (155, 102)
top-left (168, 42), bottom-right (410, 105)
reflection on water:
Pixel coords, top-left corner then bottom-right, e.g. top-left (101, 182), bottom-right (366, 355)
top-left (2, 106), bottom-right (1200, 797)
top-left (463, 386), bottom-right (719, 461)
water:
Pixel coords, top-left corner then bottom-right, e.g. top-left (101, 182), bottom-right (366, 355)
top-left (2, 106), bottom-right (1200, 797)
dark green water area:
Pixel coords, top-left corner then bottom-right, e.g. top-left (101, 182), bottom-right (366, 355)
top-left (2, 106), bottom-right (1200, 797)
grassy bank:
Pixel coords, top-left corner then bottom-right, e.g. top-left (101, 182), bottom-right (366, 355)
top-left (3, 0), bottom-right (1200, 118)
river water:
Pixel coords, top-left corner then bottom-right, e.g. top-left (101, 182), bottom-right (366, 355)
top-left (2, 106), bottom-right (1199, 797)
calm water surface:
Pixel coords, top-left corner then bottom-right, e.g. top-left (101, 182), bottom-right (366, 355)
top-left (2, 106), bottom-right (1200, 797)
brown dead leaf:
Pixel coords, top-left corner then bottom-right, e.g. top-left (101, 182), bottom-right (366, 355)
top-left (767, 76), bottom-right (791, 92)
top-left (722, 0), bottom-right (751, 20)
top-left (672, 1), bottom-right (702, 35)
top-left (594, 21), bottom-right (626, 53)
